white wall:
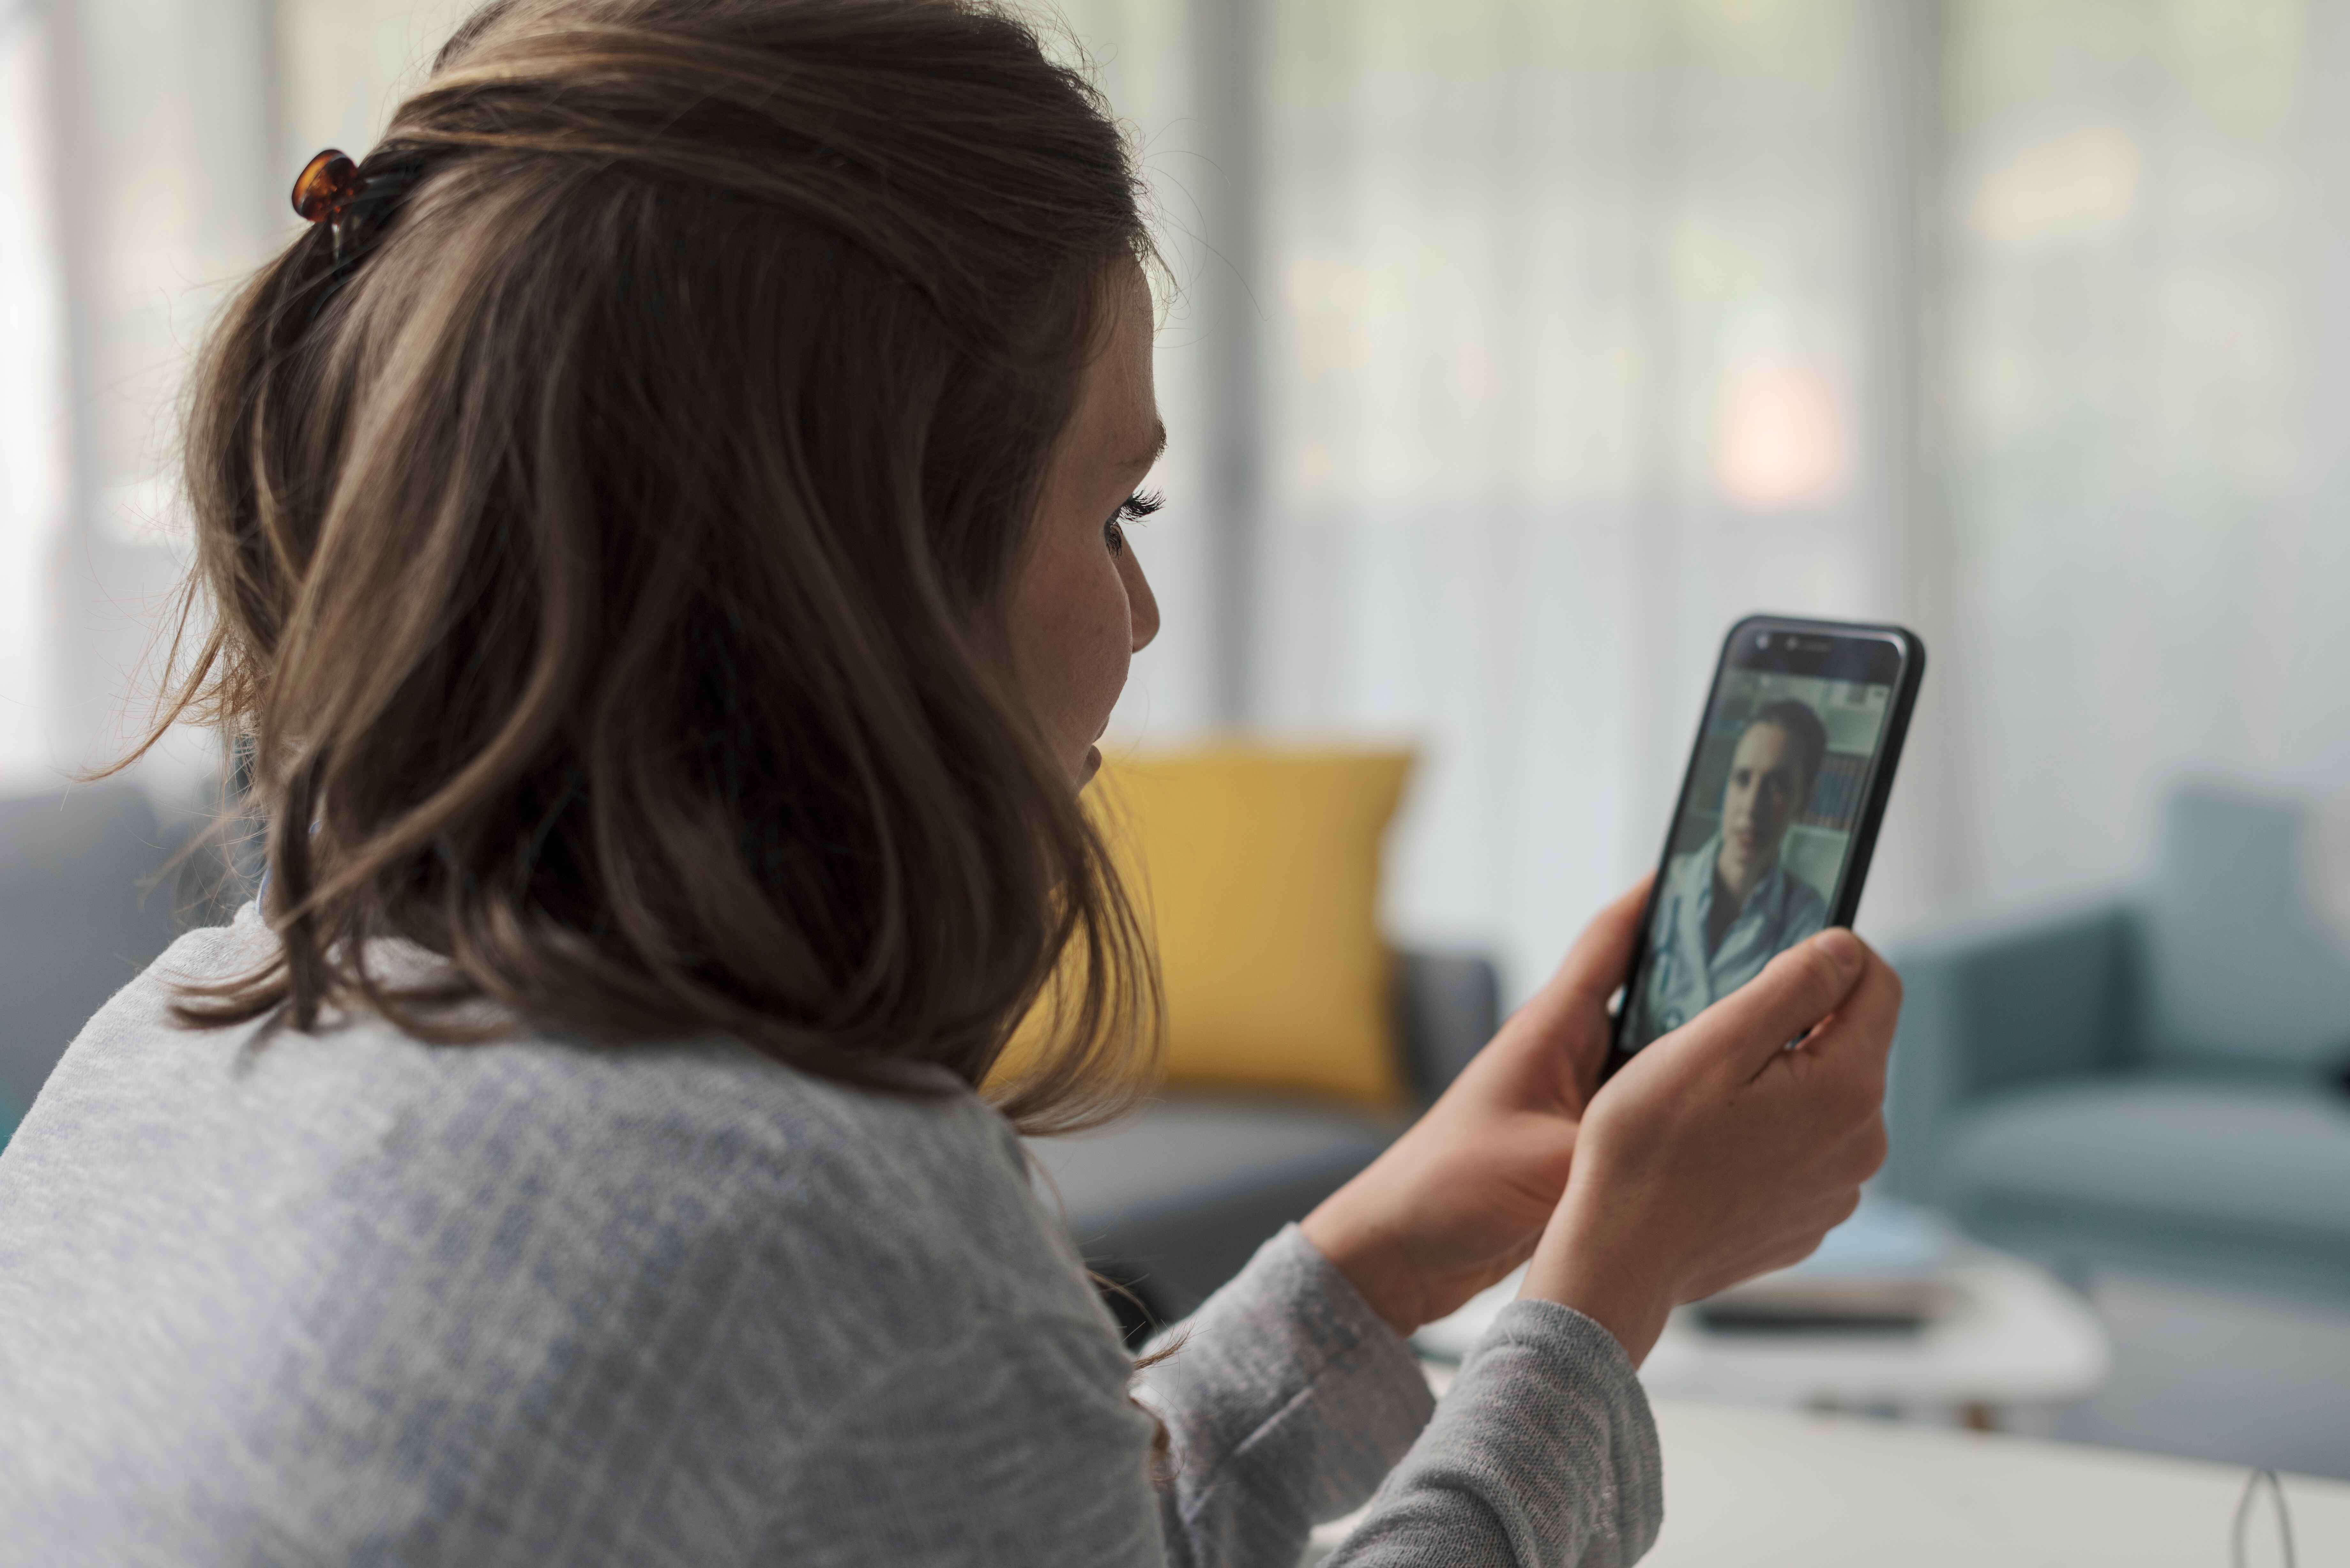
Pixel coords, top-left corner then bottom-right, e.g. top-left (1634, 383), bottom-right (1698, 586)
top-left (0, 6), bottom-right (66, 788)
top-left (11, 0), bottom-right (2350, 1001)
top-left (1941, 0), bottom-right (2350, 904)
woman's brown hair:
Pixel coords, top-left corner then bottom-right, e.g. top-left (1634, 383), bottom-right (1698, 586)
top-left (130, 0), bottom-right (1161, 1134)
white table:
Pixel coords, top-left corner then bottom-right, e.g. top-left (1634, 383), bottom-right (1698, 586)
top-left (1308, 1399), bottom-right (2350, 1565)
top-left (1414, 1241), bottom-right (2111, 1426)
top-left (1644, 1246), bottom-right (2110, 1423)
top-left (1642, 1400), bottom-right (2350, 1565)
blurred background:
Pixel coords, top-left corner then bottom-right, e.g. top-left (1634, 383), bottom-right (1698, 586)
top-left (6, 0), bottom-right (2350, 1489)
top-left (11, 0), bottom-right (2350, 979)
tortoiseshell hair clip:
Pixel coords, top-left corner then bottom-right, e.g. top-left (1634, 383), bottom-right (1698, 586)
top-left (292, 148), bottom-right (371, 261)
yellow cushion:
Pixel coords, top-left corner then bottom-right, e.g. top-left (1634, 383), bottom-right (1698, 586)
top-left (1044, 744), bottom-right (1415, 1110)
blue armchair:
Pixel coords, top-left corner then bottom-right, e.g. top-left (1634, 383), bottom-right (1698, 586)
top-left (1883, 782), bottom-right (2350, 1302)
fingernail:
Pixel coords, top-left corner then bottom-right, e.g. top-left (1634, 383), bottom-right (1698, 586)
top-left (1815, 928), bottom-right (1864, 975)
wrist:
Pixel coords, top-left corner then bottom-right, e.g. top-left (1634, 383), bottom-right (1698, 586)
top-left (1519, 1206), bottom-right (1677, 1366)
top-left (1299, 1204), bottom-right (1424, 1341)
top-left (1518, 1259), bottom-right (1671, 1367)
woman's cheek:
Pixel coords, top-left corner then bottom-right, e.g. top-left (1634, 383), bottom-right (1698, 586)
top-left (1014, 540), bottom-right (1133, 765)
top-left (1077, 562), bottom-right (1134, 731)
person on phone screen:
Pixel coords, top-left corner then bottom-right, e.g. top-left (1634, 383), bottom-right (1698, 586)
top-left (1632, 699), bottom-right (1832, 1044)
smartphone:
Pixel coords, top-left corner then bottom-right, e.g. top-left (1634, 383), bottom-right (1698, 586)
top-left (1602, 614), bottom-right (1925, 1079)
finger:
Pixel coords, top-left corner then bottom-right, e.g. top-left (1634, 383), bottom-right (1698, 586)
top-left (1678, 928), bottom-right (1869, 1079)
top-left (1798, 948), bottom-right (1903, 1070)
top-left (1809, 1103), bottom-right (1891, 1182)
top-left (1751, 1187), bottom-right (1864, 1258)
top-left (1690, 1191), bottom-right (1863, 1297)
top-left (1543, 874), bottom-right (1655, 1013)
top-left (1842, 1115), bottom-right (1891, 1184)
top-left (1686, 1234), bottom-right (1816, 1301)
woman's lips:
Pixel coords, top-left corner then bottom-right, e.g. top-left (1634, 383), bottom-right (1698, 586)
top-left (1083, 744), bottom-right (1102, 781)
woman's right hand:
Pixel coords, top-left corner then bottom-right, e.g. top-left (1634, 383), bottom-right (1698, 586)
top-left (1519, 928), bottom-right (1899, 1364)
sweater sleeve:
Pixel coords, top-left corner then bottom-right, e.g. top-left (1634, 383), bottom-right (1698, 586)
top-left (1135, 1226), bottom-right (1438, 1567)
top-left (1325, 1300), bottom-right (1664, 1567)
top-left (749, 1226), bottom-right (1425, 1568)
top-left (1138, 1226), bottom-right (1663, 1568)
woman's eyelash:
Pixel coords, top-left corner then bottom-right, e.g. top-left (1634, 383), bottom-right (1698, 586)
top-left (1105, 489), bottom-right (1161, 557)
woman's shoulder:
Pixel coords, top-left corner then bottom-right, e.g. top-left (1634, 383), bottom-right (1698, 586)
top-left (0, 908), bottom-right (1126, 1555)
top-left (4, 900), bottom-right (1103, 1386)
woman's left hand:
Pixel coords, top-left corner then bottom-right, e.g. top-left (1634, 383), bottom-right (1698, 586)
top-left (1300, 877), bottom-right (1651, 1339)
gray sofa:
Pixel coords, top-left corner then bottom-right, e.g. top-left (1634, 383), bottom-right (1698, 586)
top-left (0, 786), bottom-right (203, 1139)
top-left (1882, 782), bottom-right (2350, 1303)
top-left (1027, 949), bottom-right (1499, 1344)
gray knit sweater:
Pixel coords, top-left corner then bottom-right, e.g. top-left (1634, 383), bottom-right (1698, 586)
top-left (0, 904), bottom-right (1661, 1565)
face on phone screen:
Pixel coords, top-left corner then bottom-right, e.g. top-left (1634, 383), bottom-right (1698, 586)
top-left (1618, 663), bottom-right (1896, 1056)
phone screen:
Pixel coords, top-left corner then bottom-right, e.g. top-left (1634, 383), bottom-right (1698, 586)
top-left (1613, 621), bottom-right (1918, 1061)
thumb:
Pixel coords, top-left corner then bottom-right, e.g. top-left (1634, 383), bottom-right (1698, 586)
top-left (1488, 876), bottom-right (1653, 1058)
top-left (1540, 874), bottom-right (1654, 1014)
top-left (1673, 928), bottom-right (1869, 1080)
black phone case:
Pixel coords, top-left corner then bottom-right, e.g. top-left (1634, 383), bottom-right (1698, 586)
top-left (1600, 613), bottom-right (1926, 1080)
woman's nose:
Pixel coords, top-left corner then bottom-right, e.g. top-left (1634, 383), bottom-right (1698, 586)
top-left (1121, 547), bottom-right (1160, 653)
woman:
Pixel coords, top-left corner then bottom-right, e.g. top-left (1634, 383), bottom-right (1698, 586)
top-left (0, 2), bottom-right (1897, 1563)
